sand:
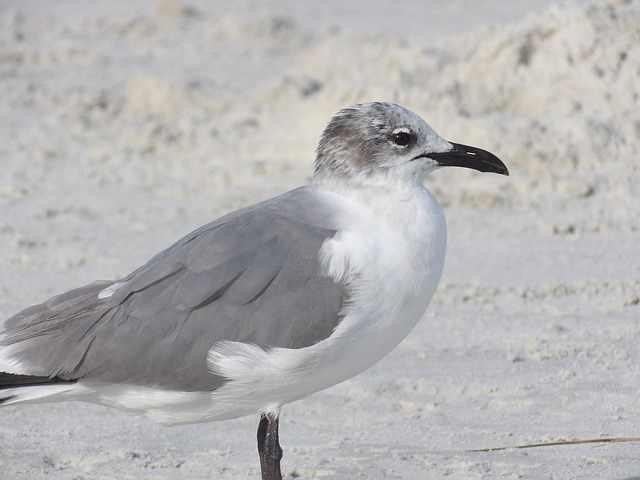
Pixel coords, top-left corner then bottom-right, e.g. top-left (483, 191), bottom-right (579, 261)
top-left (1, 0), bottom-right (639, 478)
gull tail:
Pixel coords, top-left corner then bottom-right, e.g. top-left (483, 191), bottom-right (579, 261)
top-left (0, 372), bottom-right (78, 406)
top-left (0, 280), bottom-right (114, 406)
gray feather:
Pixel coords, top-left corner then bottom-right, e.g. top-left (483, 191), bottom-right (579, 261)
top-left (1, 187), bottom-right (346, 391)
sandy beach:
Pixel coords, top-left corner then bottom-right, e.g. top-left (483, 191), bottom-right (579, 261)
top-left (1, 0), bottom-right (639, 478)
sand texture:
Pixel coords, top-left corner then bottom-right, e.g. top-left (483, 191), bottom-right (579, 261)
top-left (1, 0), bottom-right (639, 478)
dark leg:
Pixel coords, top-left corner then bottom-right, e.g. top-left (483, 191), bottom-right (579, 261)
top-left (257, 413), bottom-right (283, 480)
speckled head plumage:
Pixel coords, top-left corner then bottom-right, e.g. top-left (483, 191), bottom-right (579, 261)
top-left (313, 102), bottom-right (508, 184)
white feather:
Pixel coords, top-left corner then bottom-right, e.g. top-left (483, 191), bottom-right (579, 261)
top-left (97, 281), bottom-right (126, 299)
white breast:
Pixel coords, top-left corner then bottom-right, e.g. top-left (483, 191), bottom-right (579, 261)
top-left (314, 183), bottom-right (447, 378)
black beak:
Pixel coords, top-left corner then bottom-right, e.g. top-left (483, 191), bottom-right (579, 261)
top-left (424, 142), bottom-right (509, 176)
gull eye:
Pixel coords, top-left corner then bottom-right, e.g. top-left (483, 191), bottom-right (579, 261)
top-left (391, 130), bottom-right (413, 147)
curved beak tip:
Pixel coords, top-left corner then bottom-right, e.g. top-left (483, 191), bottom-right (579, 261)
top-left (429, 142), bottom-right (509, 177)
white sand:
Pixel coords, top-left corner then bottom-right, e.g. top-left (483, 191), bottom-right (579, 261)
top-left (1, 0), bottom-right (639, 478)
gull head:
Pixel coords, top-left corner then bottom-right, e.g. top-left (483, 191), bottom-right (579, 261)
top-left (313, 102), bottom-right (508, 186)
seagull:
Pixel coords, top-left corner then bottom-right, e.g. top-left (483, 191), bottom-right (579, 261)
top-left (0, 102), bottom-right (508, 479)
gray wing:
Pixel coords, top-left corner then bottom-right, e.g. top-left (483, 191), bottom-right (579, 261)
top-left (1, 187), bottom-right (345, 391)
